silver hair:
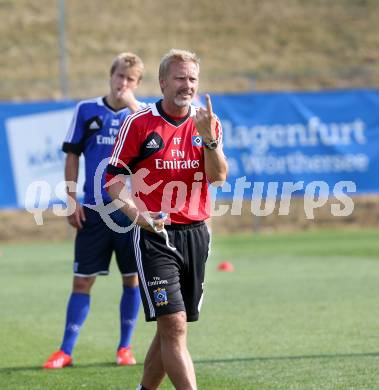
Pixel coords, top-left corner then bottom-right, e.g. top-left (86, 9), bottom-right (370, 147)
top-left (159, 49), bottom-right (200, 80)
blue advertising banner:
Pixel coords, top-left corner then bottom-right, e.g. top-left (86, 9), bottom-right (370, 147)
top-left (0, 90), bottom-right (378, 209)
top-left (0, 100), bottom-right (77, 208)
top-left (210, 90), bottom-right (379, 198)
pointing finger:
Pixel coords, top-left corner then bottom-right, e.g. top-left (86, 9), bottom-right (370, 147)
top-left (205, 94), bottom-right (213, 116)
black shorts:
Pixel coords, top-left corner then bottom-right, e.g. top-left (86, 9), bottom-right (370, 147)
top-left (133, 221), bottom-right (210, 322)
top-left (73, 206), bottom-right (137, 277)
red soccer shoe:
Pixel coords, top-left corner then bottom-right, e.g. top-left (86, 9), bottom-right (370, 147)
top-left (116, 347), bottom-right (137, 366)
top-left (43, 350), bottom-right (72, 369)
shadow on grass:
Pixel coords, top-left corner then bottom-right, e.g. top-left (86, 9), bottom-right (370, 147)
top-left (2, 351), bottom-right (379, 372)
top-left (0, 361), bottom-right (140, 373)
top-left (195, 351), bottom-right (379, 365)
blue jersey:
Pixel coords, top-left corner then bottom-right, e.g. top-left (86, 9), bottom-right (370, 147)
top-left (63, 96), bottom-right (146, 205)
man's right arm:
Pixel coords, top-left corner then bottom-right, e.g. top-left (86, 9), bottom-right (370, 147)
top-left (118, 88), bottom-right (140, 113)
top-left (106, 116), bottom-right (164, 232)
top-left (65, 152), bottom-right (86, 229)
top-left (106, 174), bottom-right (164, 232)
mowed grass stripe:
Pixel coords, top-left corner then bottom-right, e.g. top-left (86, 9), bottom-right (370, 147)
top-left (1, 229), bottom-right (379, 389)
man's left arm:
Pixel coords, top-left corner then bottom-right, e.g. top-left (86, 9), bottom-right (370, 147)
top-left (195, 94), bottom-right (228, 185)
top-left (203, 143), bottom-right (228, 185)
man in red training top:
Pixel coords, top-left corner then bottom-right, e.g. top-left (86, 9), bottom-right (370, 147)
top-left (106, 48), bottom-right (228, 390)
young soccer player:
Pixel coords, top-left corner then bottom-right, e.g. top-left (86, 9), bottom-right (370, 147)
top-left (43, 52), bottom-right (145, 369)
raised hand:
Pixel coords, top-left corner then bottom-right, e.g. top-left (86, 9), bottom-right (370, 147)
top-left (194, 94), bottom-right (216, 140)
top-left (116, 88), bottom-right (139, 112)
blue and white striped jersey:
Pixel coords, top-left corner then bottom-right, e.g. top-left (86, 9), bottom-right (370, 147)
top-left (63, 96), bottom-right (146, 205)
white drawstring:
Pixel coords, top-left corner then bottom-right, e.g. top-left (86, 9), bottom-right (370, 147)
top-left (157, 227), bottom-right (177, 251)
top-left (140, 211), bottom-right (177, 251)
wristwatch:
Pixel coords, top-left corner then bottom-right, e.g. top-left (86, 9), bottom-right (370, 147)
top-left (204, 138), bottom-right (218, 150)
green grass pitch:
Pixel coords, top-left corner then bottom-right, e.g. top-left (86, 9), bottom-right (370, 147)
top-left (1, 229), bottom-right (379, 389)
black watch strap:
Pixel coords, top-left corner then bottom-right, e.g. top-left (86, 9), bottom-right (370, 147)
top-left (204, 138), bottom-right (218, 150)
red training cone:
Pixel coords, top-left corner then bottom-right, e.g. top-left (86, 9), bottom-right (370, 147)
top-left (218, 261), bottom-right (234, 272)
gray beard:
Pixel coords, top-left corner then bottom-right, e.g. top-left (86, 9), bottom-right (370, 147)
top-left (174, 96), bottom-right (192, 107)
